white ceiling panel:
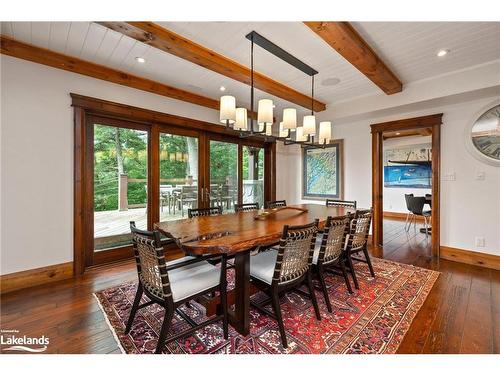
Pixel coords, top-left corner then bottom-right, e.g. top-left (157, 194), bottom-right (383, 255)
top-left (47, 22), bottom-right (71, 53)
top-left (11, 22), bottom-right (32, 44)
top-left (79, 23), bottom-right (107, 59)
top-left (1, 22), bottom-right (14, 37)
top-left (352, 22), bottom-right (500, 83)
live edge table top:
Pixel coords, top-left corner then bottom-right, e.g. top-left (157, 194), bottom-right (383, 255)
top-left (154, 204), bottom-right (354, 256)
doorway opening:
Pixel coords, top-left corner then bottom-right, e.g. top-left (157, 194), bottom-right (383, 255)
top-left (371, 114), bottom-right (442, 258)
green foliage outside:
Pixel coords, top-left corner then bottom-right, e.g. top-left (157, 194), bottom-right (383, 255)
top-left (93, 124), bottom-right (263, 212)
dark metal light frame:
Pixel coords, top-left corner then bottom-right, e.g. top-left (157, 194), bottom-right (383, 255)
top-left (238, 31), bottom-right (327, 148)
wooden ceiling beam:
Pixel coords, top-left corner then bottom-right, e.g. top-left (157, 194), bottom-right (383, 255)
top-left (0, 35), bottom-right (261, 119)
top-left (97, 22), bottom-right (327, 112)
top-left (304, 22), bottom-right (403, 95)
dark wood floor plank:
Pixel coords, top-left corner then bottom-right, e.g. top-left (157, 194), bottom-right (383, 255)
top-left (491, 269), bottom-right (500, 353)
top-left (421, 261), bottom-right (472, 353)
top-left (459, 265), bottom-right (493, 353)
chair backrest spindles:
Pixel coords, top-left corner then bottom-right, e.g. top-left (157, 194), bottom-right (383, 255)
top-left (346, 210), bottom-right (372, 252)
top-left (325, 199), bottom-right (357, 209)
top-left (266, 200), bottom-right (287, 209)
top-left (272, 220), bottom-right (318, 285)
top-left (234, 202), bottom-right (260, 213)
top-left (188, 206), bottom-right (223, 218)
top-left (318, 216), bottom-right (350, 265)
top-left (130, 222), bottom-right (172, 302)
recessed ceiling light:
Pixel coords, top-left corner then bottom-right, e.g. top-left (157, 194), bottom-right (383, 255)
top-left (395, 132), bottom-right (401, 135)
top-left (135, 57), bottom-right (146, 63)
top-left (437, 49), bottom-right (449, 57)
top-left (321, 77), bottom-right (341, 86)
top-left (219, 86), bottom-right (226, 92)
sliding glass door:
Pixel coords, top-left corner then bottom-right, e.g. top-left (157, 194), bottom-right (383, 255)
top-left (159, 132), bottom-right (200, 220)
top-left (242, 146), bottom-right (264, 208)
top-left (81, 112), bottom-right (272, 269)
top-left (92, 121), bottom-right (149, 252)
top-left (208, 140), bottom-right (239, 213)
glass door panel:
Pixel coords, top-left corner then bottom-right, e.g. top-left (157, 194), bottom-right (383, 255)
top-left (242, 146), bottom-right (264, 208)
top-left (159, 133), bottom-right (199, 220)
top-left (93, 124), bottom-right (148, 251)
top-left (209, 140), bottom-right (238, 213)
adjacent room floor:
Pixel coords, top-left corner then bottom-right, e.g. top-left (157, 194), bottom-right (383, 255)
top-left (1, 218), bottom-right (498, 354)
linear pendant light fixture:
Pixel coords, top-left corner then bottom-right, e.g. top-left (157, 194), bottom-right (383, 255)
top-left (219, 31), bottom-right (332, 148)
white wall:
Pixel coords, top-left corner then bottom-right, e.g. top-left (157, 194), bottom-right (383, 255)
top-left (0, 55), bottom-right (220, 275)
top-left (279, 95), bottom-right (500, 255)
top-left (383, 136), bottom-right (432, 213)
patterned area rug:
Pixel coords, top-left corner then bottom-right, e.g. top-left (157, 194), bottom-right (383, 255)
top-left (95, 258), bottom-right (439, 354)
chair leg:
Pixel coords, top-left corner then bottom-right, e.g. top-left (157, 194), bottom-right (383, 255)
top-left (307, 271), bottom-right (321, 321)
top-left (220, 256), bottom-right (229, 340)
top-left (339, 260), bottom-right (353, 294)
top-left (404, 212), bottom-right (410, 231)
top-left (155, 307), bottom-right (174, 354)
top-left (346, 252), bottom-right (360, 289)
top-left (363, 247), bottom-right (376, 278)
top-left (271, 290), bottom-right (288, 349)
top-left (317, 266), bottom-right (332, 313)
top-left (125, 283), bottom-right (143, 334)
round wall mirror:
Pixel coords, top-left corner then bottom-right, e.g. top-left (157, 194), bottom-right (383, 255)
top-left (468, 103), bottom-right (500, 166)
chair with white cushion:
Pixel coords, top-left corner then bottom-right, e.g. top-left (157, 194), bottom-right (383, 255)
top-left (126, 222), bottom-right (228, 354)
top-left (312, 216), bottom-right (352, 312)
top-left (249, 220), bottom-right (321, 348)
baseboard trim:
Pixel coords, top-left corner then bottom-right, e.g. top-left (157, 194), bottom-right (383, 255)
top-left (383, 211), bottom-right (424, 222)
top-left (0, 262), bottom-right (74, 295)
top-left (440, 246), bottom-right (500, 271)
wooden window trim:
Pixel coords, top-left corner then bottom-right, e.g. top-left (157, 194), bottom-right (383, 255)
top-left (73, 94), bottom-right (276, 274)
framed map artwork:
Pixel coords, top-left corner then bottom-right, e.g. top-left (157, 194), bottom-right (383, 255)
top-left (302, 140), bottom-right (344, 200)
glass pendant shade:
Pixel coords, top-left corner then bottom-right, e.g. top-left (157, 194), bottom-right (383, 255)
top-left (303, 115), bottom-right (316, 136)
top-left (319, 121), bottom-right (332, 143)
top-left (282, 108), bottom-right (297, 130)
top-left (257, 99), bottom-right (273, 126)
top-left (295, 126), bottom-right (307, 142)
top-left (219, 95), bottom-right (236, 124)
top-left (265, 123), bottom-right (273, 136)
top-left (279, 122), bottom-right (289, 138)
top-left (233, 108), bottom-right (248, 130)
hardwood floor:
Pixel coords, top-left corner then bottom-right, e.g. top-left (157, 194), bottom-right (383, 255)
top-left (0, 218), bottom-right (498, 354)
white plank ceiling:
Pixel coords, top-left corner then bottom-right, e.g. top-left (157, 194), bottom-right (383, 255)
top-left (2, 21), bottom-right (499, 118)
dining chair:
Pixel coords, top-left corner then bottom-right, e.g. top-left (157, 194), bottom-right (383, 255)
top-left (408, 196), bottom-right (432, 236)
top-left (127, 222), bottom-right (228, 354)
top-left (345, 210), bottom-right (375, 290)
top-left (265, 199), bottom-right (287, 209)
top-left (188, 206), bottom-right (222, 218)
top-left (312, 216), bottom-right (352, 312)
top-left (325, 199), bottom-right (357, 209)
top-left (179, 186), bottom-right (198, 217)
top-left (404, 193), bottom-right (414, 231)
top-left (234, 202), bottom-right (260, 212)
top-left (249, 220), bottom-right (321, 348)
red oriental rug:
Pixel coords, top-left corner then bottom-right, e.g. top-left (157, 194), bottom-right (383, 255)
top-left (94, 258), bottom-right (438, 354)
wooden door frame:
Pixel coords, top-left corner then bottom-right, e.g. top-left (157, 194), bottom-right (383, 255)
top-left (73, 93), bottom-right (276, 275)
top-left (370, 113), bottom-right (443, 256)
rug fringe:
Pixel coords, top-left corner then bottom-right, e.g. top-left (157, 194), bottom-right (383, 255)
top-left (93, 293), bottom-right (126, 354)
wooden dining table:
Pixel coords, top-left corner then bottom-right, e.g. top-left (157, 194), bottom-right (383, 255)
top-left (154, 203), bottom-right (355, 335)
